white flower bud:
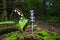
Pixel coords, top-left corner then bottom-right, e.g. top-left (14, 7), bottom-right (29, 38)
top-left (18, 12), bottom-right (21, 15)
top-left (15, 9), bottom-right (17, 12)
top-left (20, 17), bottom-right (23, 19)
top-left (21, 14), bottom-right (23, 16)
top-left (17, 10), bottom-right (18, 12)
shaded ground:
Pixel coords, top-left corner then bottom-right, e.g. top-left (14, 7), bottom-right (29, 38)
top-left (35, 20), bottom-right (60, 36)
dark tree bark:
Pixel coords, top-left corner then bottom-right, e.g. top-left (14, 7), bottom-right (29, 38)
top-left (3, 0), bottom-right (7, 20)
top-left (42, 0), bottom-right (46, 16)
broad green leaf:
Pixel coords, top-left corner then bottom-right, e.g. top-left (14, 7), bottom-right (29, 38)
top-left (16, 19), bottom-right (28, 30)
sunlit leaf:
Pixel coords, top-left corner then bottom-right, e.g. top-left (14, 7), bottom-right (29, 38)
top-left (16, 19), bottom-right (28, 30)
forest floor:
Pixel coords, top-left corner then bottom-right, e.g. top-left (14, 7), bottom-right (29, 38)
top-left (35, 20), bottom-right (60, 36)
top-left (0, 20), bottom-right (60, 40)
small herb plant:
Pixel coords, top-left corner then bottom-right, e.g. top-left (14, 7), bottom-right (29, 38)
top-left (0, 9), bottom-right (28, 31)
top-left (38, 30), bottom-right (59, 40)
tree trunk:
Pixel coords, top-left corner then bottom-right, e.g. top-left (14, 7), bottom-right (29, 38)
top-left (3, 0), bottom-right (7, 20)
top-left (42, 0), bottom-right (46, 16)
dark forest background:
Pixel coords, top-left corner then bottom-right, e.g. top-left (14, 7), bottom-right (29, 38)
top-left (0, 0), bottom-right (60, 23)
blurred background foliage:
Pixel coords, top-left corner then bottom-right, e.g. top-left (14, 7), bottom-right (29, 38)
top-left (0, 0), bottom-right (60, 23)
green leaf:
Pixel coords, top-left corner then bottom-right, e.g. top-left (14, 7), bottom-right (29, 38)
top-left (43, 36), bottom-right (55, 40)
top-left (16, 19), bottom-right (28, 30)
top-left (0, 21), bottom-right (15, 24)
top-left (38, 30), bottom-right (48, 36)
top-left (6, 32), bottom-right (18, 40)
top-left (51, 32), bottom-right (59, 38)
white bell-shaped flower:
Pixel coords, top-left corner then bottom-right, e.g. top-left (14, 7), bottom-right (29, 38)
top-left (17, 10), bottom-right (18, 12)
top-left (21, 14), bottom-right (23, 16)
top-left (15, 9), bottom-right (17, 12)
top-left (18, 12), bottom-right (21, 15)
top-left (20, 17), bottom-right (23, 19)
